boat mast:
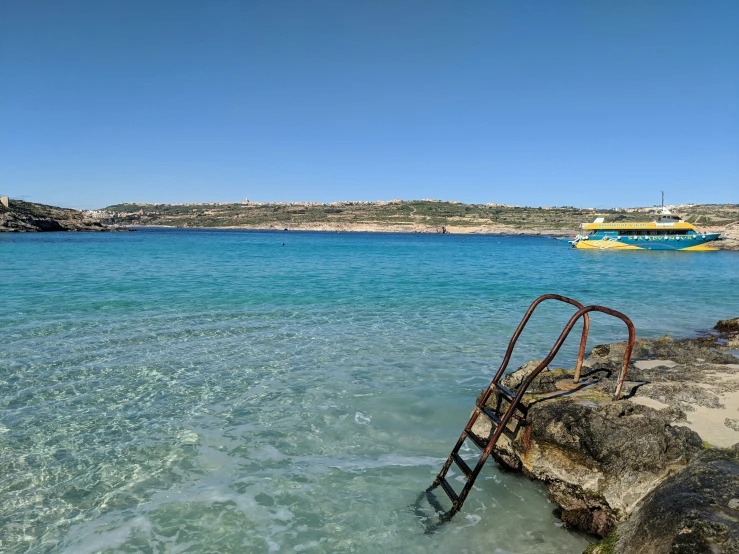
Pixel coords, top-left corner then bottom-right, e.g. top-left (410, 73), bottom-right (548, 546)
top-left (661, 191), bottom-right (664, 210)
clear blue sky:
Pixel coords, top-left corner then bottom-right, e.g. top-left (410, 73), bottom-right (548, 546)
top-left (1, 1), bottom-right (737, 209)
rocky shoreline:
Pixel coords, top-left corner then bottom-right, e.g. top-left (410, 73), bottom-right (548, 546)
top-left (0, 199), bottom-right (129, 233)
top-left (476, 318), bottom-right (739, 553)
top-left (717, 222), bottom-right (739, 250)
top-left (134, 221), bottom-right (573, 235)
top-left (135, 220), bottom-right (739, 247)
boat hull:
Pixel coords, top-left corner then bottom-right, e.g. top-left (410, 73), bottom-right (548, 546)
top-left (573, 236), bottom-right (720, 251)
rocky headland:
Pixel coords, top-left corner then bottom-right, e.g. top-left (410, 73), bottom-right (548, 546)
top-left (472, 317), bottom-right (739, 553)
top-left (718, 222), bottom-right (739, 250)
top-left (0, 199), bottom-right (128, 232)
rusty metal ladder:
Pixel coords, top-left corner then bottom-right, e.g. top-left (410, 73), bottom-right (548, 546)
top-left (426, 294), bottom-right (636, 518)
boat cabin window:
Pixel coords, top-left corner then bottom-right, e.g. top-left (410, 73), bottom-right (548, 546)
top-left (617, 229), bottom-right (689, 236)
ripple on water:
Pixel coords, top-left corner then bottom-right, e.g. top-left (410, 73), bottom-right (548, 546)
top-left (3, 230), bottom-right (738, 552)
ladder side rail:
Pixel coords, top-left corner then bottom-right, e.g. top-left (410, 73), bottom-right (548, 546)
top-left (507, 305), bottom-right (635, 404)
top-left (433, 426), bottom-right (474, 488)
top-left (457, 372), bottom-right (540, 507)
top-left (459, 392), bottom-right (530, 506)
top-left (490, 294), bottom-right (591, 387)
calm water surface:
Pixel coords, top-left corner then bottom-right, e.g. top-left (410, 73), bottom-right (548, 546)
top-left (2, 229), bottom-right (738, 553)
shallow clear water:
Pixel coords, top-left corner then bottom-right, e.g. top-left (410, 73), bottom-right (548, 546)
top-left (2, 229), bottom-right (738, 553)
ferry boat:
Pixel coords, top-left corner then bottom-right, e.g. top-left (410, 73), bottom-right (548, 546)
top-left (569, 208), bottom-right (722, 251)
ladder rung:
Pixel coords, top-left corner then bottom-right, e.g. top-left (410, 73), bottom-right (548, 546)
top-left (495, 383), bottom-right (517, 401)
top-left (452, 453), bottom-right (472, 478)
top-left (479, 405), bottom-right (502, 426)
top-left (464, 428), bottom-right (488, 451)
top-left (439, 478), bottom-right (458, 502)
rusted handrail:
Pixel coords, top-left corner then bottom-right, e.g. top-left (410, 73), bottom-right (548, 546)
top-left (498, 304), bottom-right (635, 402)
top-left (491, 294), bottom-right (591, 386)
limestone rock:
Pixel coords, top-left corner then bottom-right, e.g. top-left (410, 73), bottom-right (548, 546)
top-left (501, 359), bottom-right (545, 390)
top-left (612, 446), bottom-right (739, 554)
top-left (490, 397), bottom-right (702, 537)
top-left (583, 340), bottom-right (650, 372)
top-left (0, 199), bottom-right (127, 233)
top-left (481, 331), bottom-right (739, 538)
top-left (486, 328), bottom-right (739, 554)
top-left (474, 322), bottom-right (739, 549)
top-left (499, 360), bottom-right (582, 395)
top-left (718, 222), bottom-right (739, 251)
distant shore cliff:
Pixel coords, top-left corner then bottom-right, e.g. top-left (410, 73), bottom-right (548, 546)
top-left (98, 199), bottom-right (739, 242)
top-left (0, 199), bottom-right (128, 233)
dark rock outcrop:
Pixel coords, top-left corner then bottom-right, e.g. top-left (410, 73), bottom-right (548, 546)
top-left (476, 386), bottom-right (702, 537)
top-left (607, 446), bottom-right (739, 554)
top-left (717, 318), bottom-right (739, 334)
top-left (715, 318), bottom-right (739, 350)
top-left (0, 199), bottom-right (127, 232)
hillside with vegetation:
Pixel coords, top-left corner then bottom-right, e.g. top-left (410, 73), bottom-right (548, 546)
top-left (99, 200), bottom-right (739, 235)
top-left (0, 199), bottom-right (123, 232)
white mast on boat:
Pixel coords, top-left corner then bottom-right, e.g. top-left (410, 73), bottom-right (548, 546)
top-left (657, 191), bottom-right (671, 216)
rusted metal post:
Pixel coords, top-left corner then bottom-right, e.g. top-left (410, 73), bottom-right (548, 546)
top-left (613, 315), bottom-right (636, 400)
top-left (573, 313), bottom-right (590, 384)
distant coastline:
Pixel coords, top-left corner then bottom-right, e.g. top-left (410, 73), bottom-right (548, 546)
top-left (131, 222), bottom-right (572, 236)
top-left (4, 198), bottom-right (738, 242)
top-left (97, 199), bottom-right (737, 237)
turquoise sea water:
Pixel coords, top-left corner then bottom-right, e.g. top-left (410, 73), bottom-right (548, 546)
top-left (2, 229), bottom-right (738, 554)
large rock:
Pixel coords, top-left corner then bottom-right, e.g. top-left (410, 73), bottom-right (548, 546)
top-left (604, 446), bottom-right (739, 554)
top-left (476, 393), bottom-right (702, 537)
top-left (716, 318), bottom-right (739, 334)
top-left (474, 327), bottom-right (739, 539)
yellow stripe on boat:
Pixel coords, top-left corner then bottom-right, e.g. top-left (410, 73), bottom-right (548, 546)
top-left (573, 240), bottom-right (641, 250)
top-left (680, 244), bottom-right (720, 251)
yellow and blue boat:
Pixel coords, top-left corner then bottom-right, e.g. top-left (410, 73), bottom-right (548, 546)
top-left (569, 209), bottom-right (721, 251)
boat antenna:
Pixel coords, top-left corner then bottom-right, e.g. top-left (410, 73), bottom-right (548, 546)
top-left (661, 191), bottom-right (664, 209)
